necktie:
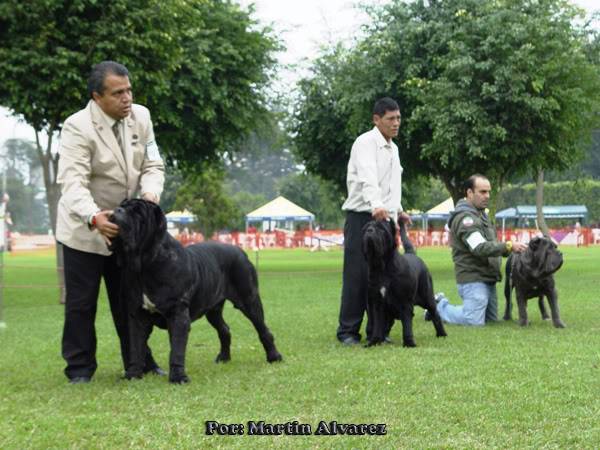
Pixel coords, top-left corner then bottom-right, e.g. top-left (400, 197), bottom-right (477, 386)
top-left (112, 120), bottom-right (125, 160)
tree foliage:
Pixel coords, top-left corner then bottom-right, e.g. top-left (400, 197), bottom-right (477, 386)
top-left (498, 179), bottom-right (600, 225)
top-left (224, 113), bottom-right (297, 200)
top-left (173, 166), bottom-right (237, 237)
top-left (292, 0), bottom-right (600, 206)
top-left (152, 0), bottom-right (280, 170)
top-left (0, 0), bottom-right (279, 230)
top-left (276, 172), bottom-right (346, 229)
top-left (1, 138), bottom-right (49, 233)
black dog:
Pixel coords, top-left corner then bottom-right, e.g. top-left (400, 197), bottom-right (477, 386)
top-left (503, 236), bottom-right (564, 328)
top-left (110, 199), bottom-right (282, 383)
top-left (362, 219), bottom-right (447, 347)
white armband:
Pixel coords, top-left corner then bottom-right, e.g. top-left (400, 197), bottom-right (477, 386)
top-left (466, 232), bottom-right (486, 250)
top-left (145, 141), bottom-right (161, 161)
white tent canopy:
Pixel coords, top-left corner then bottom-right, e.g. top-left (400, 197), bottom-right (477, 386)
top-left (411, 197), bottom-right (455, 230)
top-left (165, 209), bottom-right (196, 224)
top-left (427, 197), bottom-right (454, 216)
top-left (245, 196), bottom-right (315, 231)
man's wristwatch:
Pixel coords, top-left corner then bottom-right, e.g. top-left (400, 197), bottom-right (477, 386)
top-left (505, 241), bottom-right (513, 252)
top-left (88, 212), bottom-right (99, 229)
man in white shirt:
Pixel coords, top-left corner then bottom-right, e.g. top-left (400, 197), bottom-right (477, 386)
top-left (337, 97), bottom-right (411, 345)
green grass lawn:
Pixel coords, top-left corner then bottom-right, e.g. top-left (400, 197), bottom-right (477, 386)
top-left (1, 246), bottom-right (599, 449)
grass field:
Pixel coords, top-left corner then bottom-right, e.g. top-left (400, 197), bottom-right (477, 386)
top-left (1, 246), bottom-right (599, 449)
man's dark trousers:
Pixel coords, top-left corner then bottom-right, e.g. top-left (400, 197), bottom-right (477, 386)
top-left (61, 244), bottom-right (157, 379)
top-left (337, 211), bottom-right (375, 342)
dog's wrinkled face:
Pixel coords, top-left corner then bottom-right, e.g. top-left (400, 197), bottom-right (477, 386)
top-left (520, 237), bottom-right (563, 279)
top-left (109, 199), bottom-right (167, 271)
top-left (362, 219), bottom-right (398, 263)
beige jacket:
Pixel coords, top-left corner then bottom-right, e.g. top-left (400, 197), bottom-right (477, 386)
top-left (56, 100), bottom-right (164, 255)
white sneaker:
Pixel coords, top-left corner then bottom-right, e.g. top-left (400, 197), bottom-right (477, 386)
top-left (425, 293), bottom-right (444, 322)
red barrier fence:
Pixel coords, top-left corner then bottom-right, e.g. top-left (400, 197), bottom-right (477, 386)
top-left (172, 227), bottom-right (600, 249)
top-left (6, 227), bottom-right (598, 252)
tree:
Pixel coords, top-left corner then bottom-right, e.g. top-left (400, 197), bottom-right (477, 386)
top-left (0, 0), bottom-right (278, 227)
top-left (150, 1), bottom-right (280, 171)
top-left (291, 47), bottom-right (360, 199)
top-left (158, 168), bottom-right (184, 215)
top-left (174, 166), bottom-right (237, 237)
top-left (0, 0), bottom-right (278, 298)
top-left (1, 138), bottom-right (48, 233)
top-left (293, 0), bottom-right (600, 212)
top-left (277, 173), bottom-right (345, 229)
top-left (228, 191), bottom-right (268, 231)
top-left (225, 113), bottom-right (298, 200)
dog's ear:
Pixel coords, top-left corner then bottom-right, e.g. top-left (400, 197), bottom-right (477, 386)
top-left (130, 253), bottom-right (143, 273)
top-left (154, 203), bottom-right (167, 235)
top-left (117, 202), bottom-right (144, 272)
top-left (120, 264), bottom-right (144, 310)
top-left (110, 238), bottom-right (125, 267)
top-left (529, 237), bottom-right (541, 251)
top-left (123, 238), bottom-right (143, 273)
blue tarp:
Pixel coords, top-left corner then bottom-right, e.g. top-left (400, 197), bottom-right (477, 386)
top-left (412, 204), bottom-right (589, 229)
top-left (495, 205), bottom-right (588, 221)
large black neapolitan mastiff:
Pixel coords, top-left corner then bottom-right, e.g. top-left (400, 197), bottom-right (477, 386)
top-left (503, 236), bottom-right (565, 328)
top-left (110, 199), bottom-right (282, 383)
top-left (362, 218), bottom-right (447, 347)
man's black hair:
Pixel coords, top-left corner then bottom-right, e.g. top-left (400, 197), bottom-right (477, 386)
top-left (87, 61), bottom-right (129, 99)
top-left (373, 97), bottom-right (400, 116)
top-left (464, 174), bottom-right (489, 195)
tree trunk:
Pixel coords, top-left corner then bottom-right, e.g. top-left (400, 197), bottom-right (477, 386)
top-left (442, 177), bottom-right (463, 206)
top-left (35, 129), bottom-right (65, 304)
top-left (536, 168), bottom-right (550, 237)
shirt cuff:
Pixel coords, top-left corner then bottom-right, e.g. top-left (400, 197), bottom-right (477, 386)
top-left (87, 211), bottom-right (100, 230)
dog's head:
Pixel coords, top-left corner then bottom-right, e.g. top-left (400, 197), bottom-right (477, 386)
top-left (519, 236), bottom-right (563, 279)
top-left (362, 219), bottom-right (398, 265)
top-left (109, 199), bottom-right (167, 272)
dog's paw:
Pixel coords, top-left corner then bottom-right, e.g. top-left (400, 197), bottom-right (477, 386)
top-left (365, 337), bottom-right (384, 347)
top-left (169, 373), bottom-right (190, 384)
top-left (123, 370), bottom-right (143, 380)
top-left (402, 339), bottom-right (417, 348)
top-left (503, 314), bottom-right (512, 321)
top-left (553, 319), bottom-right (566, 328)
top-left (267, 352), bottom-right (283, 363)
top-left (214, 353), bottom-right (231, 363)
top-left (518, 319), bottom-right (530, 327)
top-left (436, 331), bottom-right (447, 338)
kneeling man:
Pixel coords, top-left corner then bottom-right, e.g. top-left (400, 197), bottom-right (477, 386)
top-left (430, 174), bottom-right (526, 326)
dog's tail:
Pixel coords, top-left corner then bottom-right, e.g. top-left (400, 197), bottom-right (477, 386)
top-left (398, 220), bottom-right (416, 254)
top-left (503, 253), bottom-right (514, 320)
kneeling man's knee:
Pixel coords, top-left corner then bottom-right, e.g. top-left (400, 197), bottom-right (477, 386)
top-left (462, 297), bottom-right (488, 326)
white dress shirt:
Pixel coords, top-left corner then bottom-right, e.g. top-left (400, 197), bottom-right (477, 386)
top-left (341, 126), bottom-right (403, 215)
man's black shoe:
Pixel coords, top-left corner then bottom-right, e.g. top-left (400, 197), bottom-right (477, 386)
top-left (69, 376), bottom-right (91, 384)
top-left (340, 336), bottom-right (360, 346)
top-left (144, 366), bottom-right (167, 376)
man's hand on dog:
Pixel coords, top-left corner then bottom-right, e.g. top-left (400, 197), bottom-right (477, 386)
top-left (397, 211), bottom-right (412, 225)
top-left (142, 192), bottom-right (159, 203)
top-left (510, 241), bottom-right (528, 253)
top-left (372, 207), bottom-right (389, 221)
top-left (93, 210), bottom-right (119, 245)
top-left (372, 209), bottom-right (413, 225)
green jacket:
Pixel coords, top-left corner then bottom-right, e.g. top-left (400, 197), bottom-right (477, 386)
top-left (448, 199), bottom-right (509, 284)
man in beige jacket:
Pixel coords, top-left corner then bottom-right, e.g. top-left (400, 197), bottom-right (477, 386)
top-left (56, 61), bottom-right (165, 383)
